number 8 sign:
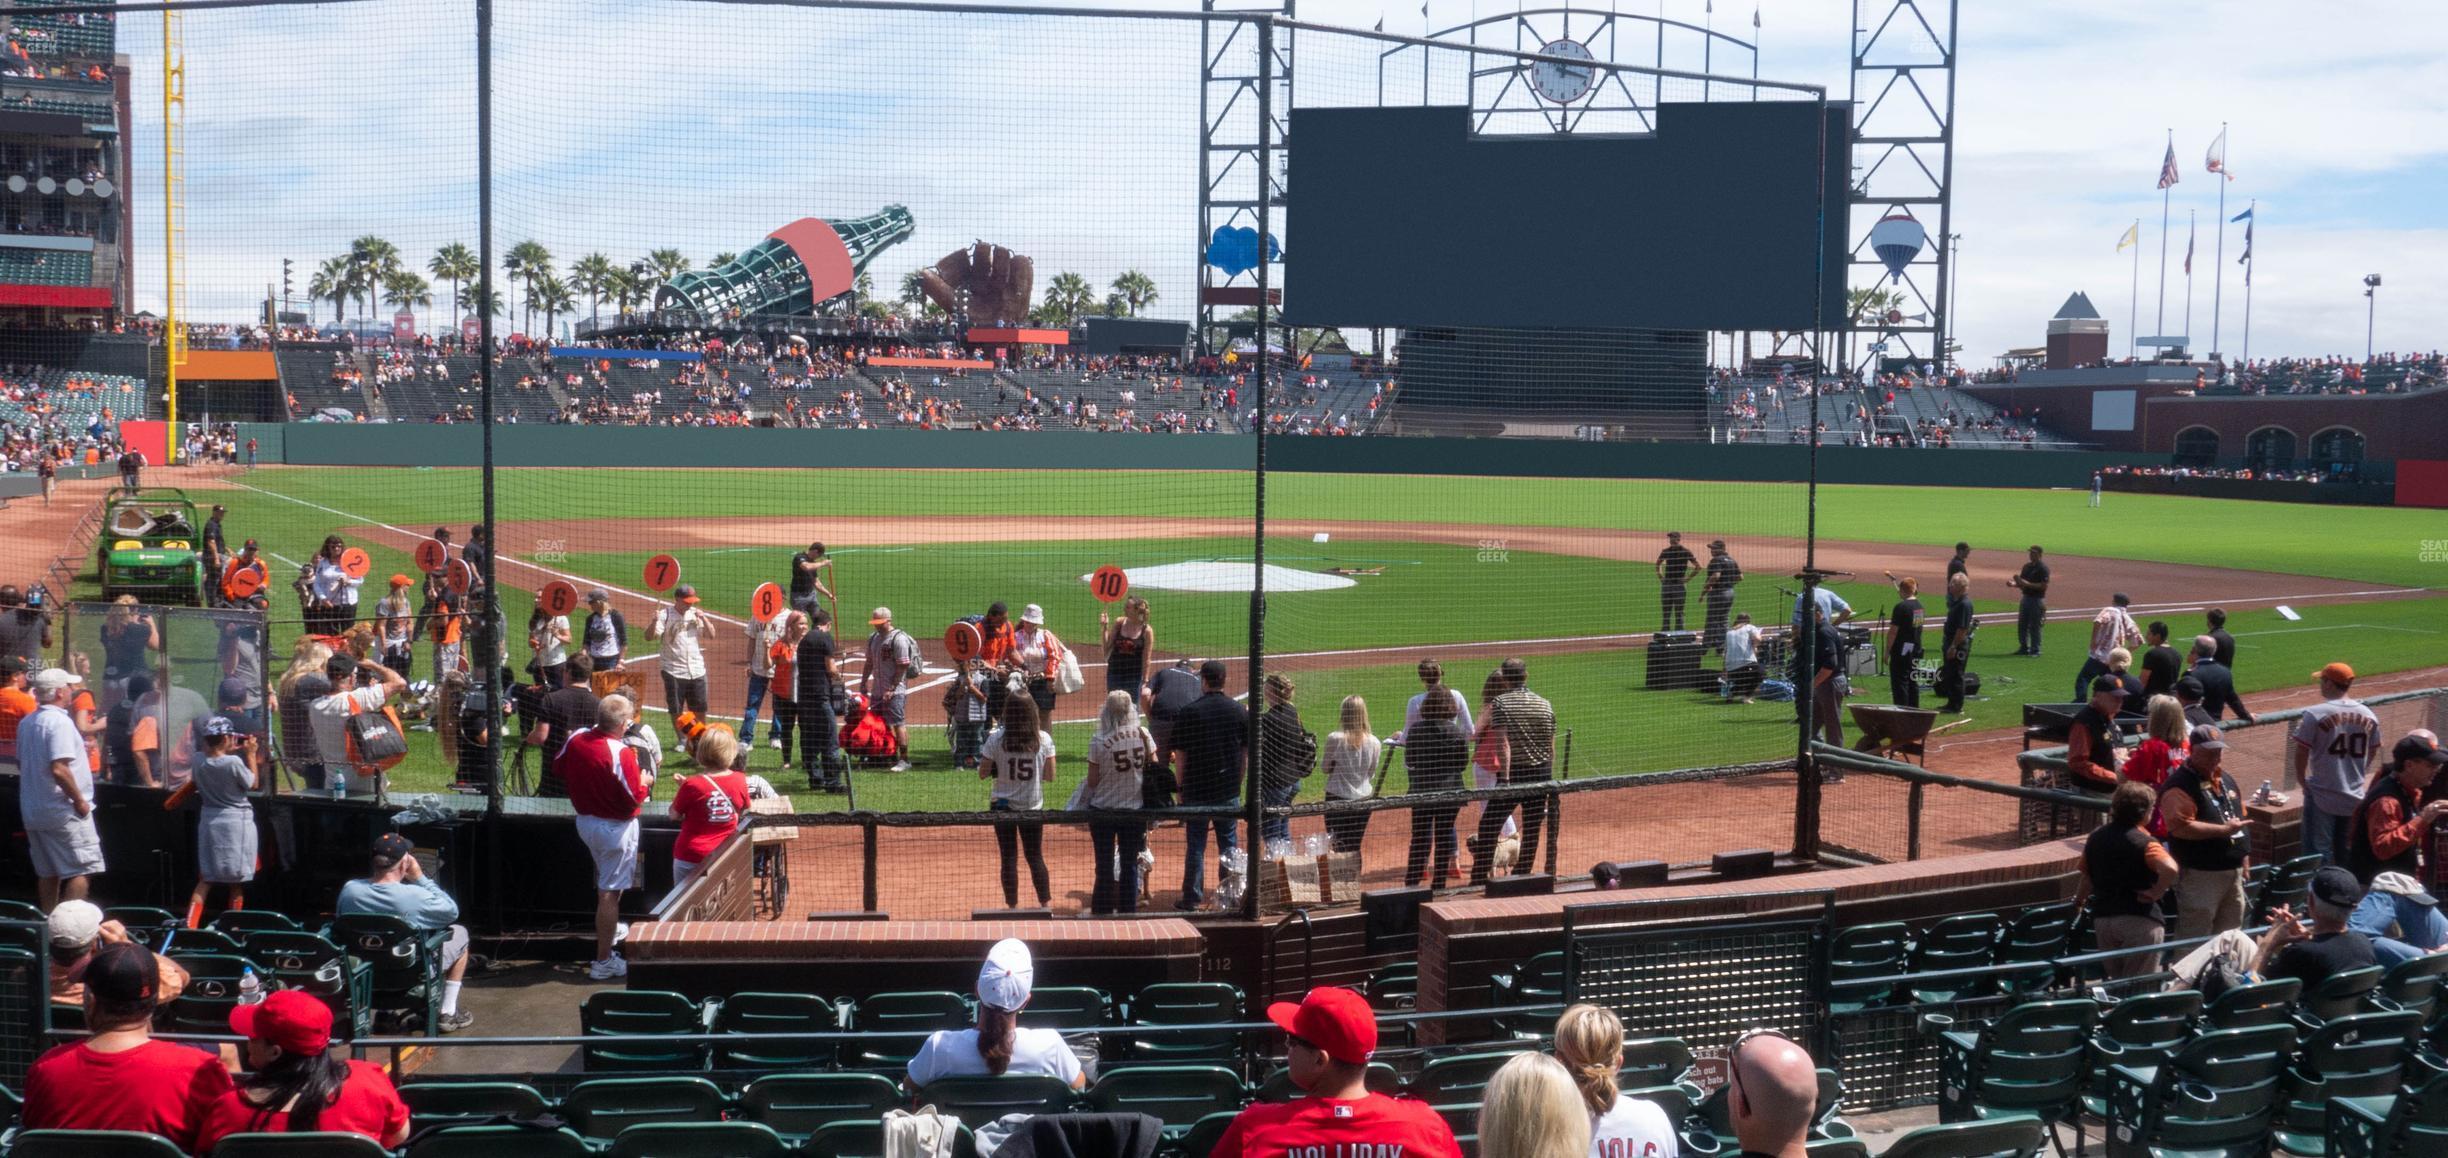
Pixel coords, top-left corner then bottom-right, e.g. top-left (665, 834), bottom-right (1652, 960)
top-left (1090, 564), bottom-right (1130, 604)
top-left (643, 554), bottom-right (681, 593)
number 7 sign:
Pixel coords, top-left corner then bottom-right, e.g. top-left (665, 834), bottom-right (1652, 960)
top-left (644, 553), bottom-right (681, 593)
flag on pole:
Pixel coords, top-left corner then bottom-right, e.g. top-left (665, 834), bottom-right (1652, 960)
top-left (2205, 128), bottom-right (2231, 179)
top-left (2231, 206), bottom-right (2253, 223)
top-left (1753, 5), bottom-right (1761, 27)
top-left (2237, 218), bottom-right (2252, 265)
top-left (2184, 223), bottom-right (2195, 274)
top-left (2157, 143), bottom-right (2181, 189)
top-left (2116, 222), bottom-right (2139, 252)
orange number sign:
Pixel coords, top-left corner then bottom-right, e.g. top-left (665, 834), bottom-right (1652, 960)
top-left (643, 554), bottom-right (681, 593)
top-left (1089, 564), bottom-right (1130, 604)
top-left (225, 567), bottom-right (266, 599)
top-left (414, 538), bottom-right (449, 574)
top-left (445, 558), bottom-right (473, 594)
top-left (538, 581), bottom-right (580, 617)
top-left (338, 547), bottom-right (371, 580)
top-left (943, 620), bottom-right (982, 662)
top-left (750, 582), bottom-right (785, 623)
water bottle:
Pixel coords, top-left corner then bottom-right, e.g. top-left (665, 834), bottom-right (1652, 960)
top-left (238, 966), bottom-right (263, 1006)
top-left (2254, 780), bottom-right (2272, 805)
top-left (330, 772), bottom-right (349, 802)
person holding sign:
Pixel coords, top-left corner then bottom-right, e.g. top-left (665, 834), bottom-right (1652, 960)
top-left (1099, 593), bottom-right (1153, 699)
top-left (740, 589), bottom-right (788, 753)
top-left (648, 584), bottom-right (716, 750)
top-left (219, 540), bottom-right (270, 609)
top-left (302, 536), bottom-right (365, 636)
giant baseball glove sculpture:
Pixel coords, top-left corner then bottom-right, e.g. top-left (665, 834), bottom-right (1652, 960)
top-left (917, 241), bottom-right (1035, 325)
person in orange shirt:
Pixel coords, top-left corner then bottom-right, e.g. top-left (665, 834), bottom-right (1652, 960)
top-left (220, 541), bottom-right (270, 608)
top-left (0, 658), bottom-right (37, 764)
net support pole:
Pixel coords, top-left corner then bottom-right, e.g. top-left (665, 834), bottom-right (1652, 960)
top-left (1241, 14), bottom-right (1275, 923)
top-left (475, 0), bottom-right (504, 932)
top-left (1792, 93), bottom-right (1832, 862)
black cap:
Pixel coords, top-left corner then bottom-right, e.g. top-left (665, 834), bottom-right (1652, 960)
top-left (2090, 676), bottom-right (2123, 697)
top-left (217, 677), bottom-right (252, 706)
top-left (76, 941), bottom-right (161, 1003)
top-left (1200, 659), bottom-right (1229, 685)
top-left (2175, 675), bottom-right (2205, 701)
top-left (372, 833), bottom-right (415, 863)
top-left (2311, 866), bottom-right (2365, 909)
top-left (2397, 735), bottom-right (2445, 766)
top-left (326, 655), bottom-right (357, 682)
top-left (2112, 593), bottom-right (2131, 607)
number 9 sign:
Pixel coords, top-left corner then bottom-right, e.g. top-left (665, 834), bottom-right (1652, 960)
top-left (643, 553), bottom-right (681, 593)
top-left (750, 582), bottom-right (786, 624)
top-left (1089, 564), bottom-right (1130, 604)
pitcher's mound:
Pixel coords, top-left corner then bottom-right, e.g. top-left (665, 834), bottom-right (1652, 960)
top-left (1083, 561), bottom-right (1356, 594)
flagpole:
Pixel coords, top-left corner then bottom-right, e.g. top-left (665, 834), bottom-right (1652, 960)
top-left (2129, 219), bottom-right (2140, 359)
top-left (2183, 209), bottom-right (2196, 355)
top-left (2240, 200), bottom-right (2255, 367)
top-left (2211, 122), bottom-right (2229, 358)
top-left (2155, 130), bottom-right (2172, 350)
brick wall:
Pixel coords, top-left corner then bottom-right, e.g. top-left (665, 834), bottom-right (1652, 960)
top-left (624, 918), bottom-right (1205, 1002)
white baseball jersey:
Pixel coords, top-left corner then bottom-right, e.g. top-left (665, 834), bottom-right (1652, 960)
top-left (2292, 696), bottom-right (2381, 815)
top-left (983, 728), bottom-right (1056, 810)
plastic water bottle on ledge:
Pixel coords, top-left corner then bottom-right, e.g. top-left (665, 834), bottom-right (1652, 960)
top-left (238, 966), bottom-right (262, 1006)
top-left (2253, 780), bottom-right (2272, 805)
top-left (331, 773), bottom-right (349, 802)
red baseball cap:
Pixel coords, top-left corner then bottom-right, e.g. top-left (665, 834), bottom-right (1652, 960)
top-left (231, 989), bottom-right (333, 1056)
top-left (1267, 986), bottom-right (1377, 1065)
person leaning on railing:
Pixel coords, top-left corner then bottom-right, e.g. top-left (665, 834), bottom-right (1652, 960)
top-left (2157, 724), bottom-right (2252, 939)
top-left (2073, 782), bottom-right (2180, 981)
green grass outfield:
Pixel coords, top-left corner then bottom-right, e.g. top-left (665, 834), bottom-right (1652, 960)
top-left (72, 465), bottom-right (2444, 811)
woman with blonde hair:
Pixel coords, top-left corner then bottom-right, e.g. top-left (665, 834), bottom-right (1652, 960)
top-left (276, 639), bottom-right (336, 793)
top-left (1553, 1004), bottom-right (1679, 1157)
top-left (1478, 1052), bottom-right (1594, 1158)
top-left (669, 725), bottom-right (751, 884)
top-left (2119, 695), bottom-right (2188, 836)
top-left (98, 595), bottom-right (158, 709)
top-left (1082, 690), bottom-right (1155, 914)
top-left (1322, 695), bottom-right (1380, 853)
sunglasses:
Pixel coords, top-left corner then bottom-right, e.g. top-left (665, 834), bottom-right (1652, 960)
top-left (1726, 1026), bottom-right (1799, 1108)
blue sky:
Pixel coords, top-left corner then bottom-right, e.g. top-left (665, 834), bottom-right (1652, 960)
top-left (125, 0), bottom-right (2447, 364)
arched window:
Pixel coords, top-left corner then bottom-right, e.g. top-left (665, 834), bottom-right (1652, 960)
top-left (2172, 426), bottom-right (2220, 468)
top-left (2309, 427), bottom-right (2365, 467)
top-left (2245, 426), bottom-right (2297, 473)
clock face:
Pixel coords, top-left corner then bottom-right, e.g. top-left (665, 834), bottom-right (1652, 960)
top-left (1527, 39), bottom-right (1597, 104)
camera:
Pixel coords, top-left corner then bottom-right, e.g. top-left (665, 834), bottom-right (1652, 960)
top-left (2364, 274), bottom-right (2383, 289)
top-left (25, 583), bottom-right (46, 610)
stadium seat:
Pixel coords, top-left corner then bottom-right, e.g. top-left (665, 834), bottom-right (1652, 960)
top-left (1174, 1112), bottom-right (1238, 1158)
top-left (738, 1072), bottom-right (904, 1137)
top-left (329, 913), bottom-right (450, 1032)
top-left (2102, 1023), bottom-right (2293, 1158)
top-left (1617, 1037), bottom-right (1696, 1089)
top-left (164, 952), bottom-right (258, 1035)
top-left (1487, 952), bottom-right (1567, 1036)
top-left (212, 910), bottom-right (305, 937)
top-left (1255, 1061), bottom-right (1400, 1102)
top-left (2202, 976), bottom-right (2304, 1030)
top-left (398, 1081), bottom-right (552, 1130)
top-left (1024, 986), bottom-right (1113, 1031)
top-left (2081, 989), bottom-right (2203, 1120)
top-left (1085, 1065), bottom-right (1248, 1136)
top-left (403, 1124), bottom-right (593, 1158)
top-left (580, 990), bottom-right (715, 1072)
top-left (2329, 1061), bottom-right (2448, 1158)
top-left (1433, 1102), bottom-right (1481, 1158)
top-left (2272, 1009), bottom-right (2421, 1157)
top-left (6, 1130), bottom-right (188, 1158)
top-left (1906, 914), bottom-right (2003, 1004)
top-left (206, 1133), bottom-right (396, 1157)
top-left (917, 1074), bottom-right (1080, 1129)
top-left (0, 899), bottom-right (44, 923)
top-left (2295, 964), bottom-right (2386, 1031)
top-left (164, 927), bottom-right (250, 958)
top-left (713, 992), bottom-right (840, 1070)
top-left (1929, 998), bottom-right (2092, 1153)
top-left (1695, 1068), bottom-right (1849, 1152)
top-left (559, 1076), bottom-right (730, 1142)
top-left (842, 990), bottom-right (971, 1069)
top-left (1413, 1051), bottom-right (1527, 1105)
top-left (2254, 855), bottom-right (2323, 923)
top-left (1873, 1117), bottom-right (2045, 1158)
top-left (1825, 923), bottom-right (1909, 1013)
top-left (241, 929), bottom-right (375, 1039)
top-left (104, 906), bottom-right (183, 950)
top-left (1367, 962), bottom-right (1419, 1010)
top-left (605, 1120), bottom-right (790, 1158)
top-left (802, 1118), bottom-right (980, 1158)
top-left (1124, 982), bottom-right (1244, 1063)
top-left (2367, 953), bottom-right (2448, 1023)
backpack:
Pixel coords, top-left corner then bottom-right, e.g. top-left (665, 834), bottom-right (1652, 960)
top-left (344, 694), bottom-right (409, 772)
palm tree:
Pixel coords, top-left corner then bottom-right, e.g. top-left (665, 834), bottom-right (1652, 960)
top-left (345, 236), bottom-right (402, 325)
top-left (1110, 269), bottom-right (1158, 316)
top-left (531, 273), bottom-right (576, 341)
top-left (457, 282), bottom-right (506, 323)
top-left (308, 257), bottom-right (351, 325)
top-left (1845, 285), bottom-right (1905, 375)
top-left (1043, 272), bottom-right (1094, 325)
top-left (1103, 291), bottom-right (1128, 318)
top-left (710, 252), bottom-right (738, 268)
top-left (570, 253), bottom-right (616, 325)
top-left (645, 249), bottom-right (691, 282)
top-left (428, 242), bottom-right (480, 331)
top-left (382, 270), bottom-right (433, 334)
top-left (503, 240), bottom-right (553, 334)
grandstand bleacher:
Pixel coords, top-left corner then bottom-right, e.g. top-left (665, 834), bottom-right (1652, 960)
top-left (0, 248), bottom-right (94, 287)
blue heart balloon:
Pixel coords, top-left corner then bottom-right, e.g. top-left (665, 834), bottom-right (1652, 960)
top-left (1205, 226), bottom-right (1278, 275)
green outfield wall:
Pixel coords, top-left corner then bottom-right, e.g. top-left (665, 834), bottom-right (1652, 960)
top-left (235, 423), bottom-right (2163, 488)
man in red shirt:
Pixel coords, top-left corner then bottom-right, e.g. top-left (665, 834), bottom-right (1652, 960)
top-left (553, 694), bottom-right (653, 980)
top-left (22, 941), bottom-right (232, 1151)
top-left (1212, 987), bottom-right (1462, 1158)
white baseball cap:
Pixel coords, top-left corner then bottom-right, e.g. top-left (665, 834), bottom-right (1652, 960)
top-left (1020, 604), bottom-right (1046, 625)
top-left (47, 899), bottom-right (103, 949)
top-left (977, 937), bottom-right (1035, 1012)
top-left (30, 668), bottom-right (83, 695)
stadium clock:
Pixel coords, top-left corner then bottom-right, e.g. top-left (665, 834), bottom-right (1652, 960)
top-left (1527, 38), bottom-right (1597, 104)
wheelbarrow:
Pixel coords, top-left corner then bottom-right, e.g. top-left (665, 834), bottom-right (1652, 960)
top-left (1846, 703), bottom-right (1967, 766)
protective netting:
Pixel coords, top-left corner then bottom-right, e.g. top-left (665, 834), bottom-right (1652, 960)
top-left (32, 0), bottom-right (1844, 919)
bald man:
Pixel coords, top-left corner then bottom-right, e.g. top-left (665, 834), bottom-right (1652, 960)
top-left (1730, 1029), bottom-right (1819, 1158)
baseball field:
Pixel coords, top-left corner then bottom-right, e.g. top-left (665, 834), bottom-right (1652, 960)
top-left (84, 464), bottom-right (2445, 815)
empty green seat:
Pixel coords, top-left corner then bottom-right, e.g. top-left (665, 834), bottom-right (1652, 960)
top-left (605, 1120), bottom-right (790, 1158)
top-left (2368, 953), bottom-right (2448, 1023)
top-left (241, 930), bottom-right (375, 1040)
top-left (103, 906), bottom-right (182, 948)
top-left (2329, 1061), bottom-right (2448, 1158)
top-left (206, 1133), bottom-right (397, 1157)
top-left (559, 1076), bottom-right (729, 1142)
top-left (1024, 986), bottom-right (1112, 1031)
top-left (2273, 1009), bottom-right (2420, 1157)
top-left (580, 990), bottom-right (713, 1072)
top-left (211, 910), bottom-right (304, 936)
top-left (2202, 976), bottom-right (2303, 1030)
top-left (918, 1074), bottom-right (1079, 1130)
top-left (165, 953), bottom-right (260, 1035)
top-left (1368, 962), bottom-right (1419, 1010)
top-left (7, 1130), bottom-right (188, 1158)
top-left (398, 1081), bottom-right (551, 1130)
top-left (2082, 989), bottom-right (2203, 1121)
top-left (2296, 964), bottom-right (2386, 1030)
top-left (1175, 1112), bottom-right (1238, 1158)
top-left (164, 927), bottom-right (249, 957)
top-left (739, 1072), bottom-right (904, 1137)
top-left (714, 992), bottom-right (839, 1070)
top-left (2102, 1023), bottom-right (2293, 1158)
top-left (1126, 982), bottom-right (1243, 1062)
top-left (1414, 1051), bottom-right (1528, 1106)
top-left (1932, 997), bottom-right (2094, 1141)
top-left (1826, 923), bottom-right (1908, 1013)
top-left (1876, 1117), bottom-right (2045, 1158)
top-left (403, 1124), bottom-right (593, 1158)
top-left (1618, 1037), bottom-right (1695, 1090)
top-left (1085, 1065), bottom-right (1247, 1136)
top-left (1908, 914), bottom-right (2002, 1004)
top-left (843, 990), bottom-right (970, 1069)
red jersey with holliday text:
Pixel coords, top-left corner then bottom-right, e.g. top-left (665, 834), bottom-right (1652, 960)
top-left (1211, 1093), bottom-right (1463, 1158)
